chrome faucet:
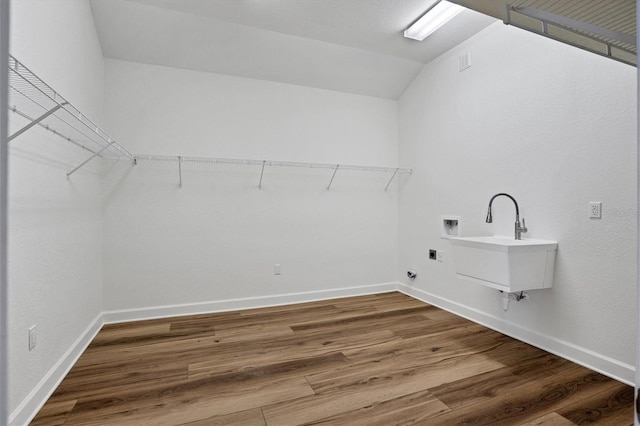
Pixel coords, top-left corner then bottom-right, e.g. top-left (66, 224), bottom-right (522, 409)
top-left (485, 193), bottom-right (528, 240)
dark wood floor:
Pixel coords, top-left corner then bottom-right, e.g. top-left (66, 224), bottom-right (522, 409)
top-left (31, 292), bottom-right (633, 425)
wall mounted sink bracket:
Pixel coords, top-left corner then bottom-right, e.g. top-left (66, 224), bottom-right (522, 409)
top-left (449, 236), bottom-right (557, 292)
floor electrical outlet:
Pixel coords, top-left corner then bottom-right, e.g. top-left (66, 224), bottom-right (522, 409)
top-left (589, 202), bottom-right (601, 218)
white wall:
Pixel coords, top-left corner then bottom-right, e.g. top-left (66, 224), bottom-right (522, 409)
top-left (8, 0), bottom-right (105, 421)
top-left (399, 22), bottom-right (637, 383)
top-left (102, 59), bottom-right (400, 314)
top-left (8, 8), bottom-right (637, 423)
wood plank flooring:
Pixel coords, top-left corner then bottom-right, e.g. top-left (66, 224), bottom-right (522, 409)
top-left (31, 292), bottom-right (634, 425)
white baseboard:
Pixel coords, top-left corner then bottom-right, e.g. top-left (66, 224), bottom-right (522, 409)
top-left (398, 283), bottom-right (635, 386)
top-left (9, 314), bottom-right (104, 426)
top-left (11, 281), bottom-right (635, 425)
top-left (10, 282), bottom-right (398, 425)
top-left (102, 282), bottom-right (399, 324)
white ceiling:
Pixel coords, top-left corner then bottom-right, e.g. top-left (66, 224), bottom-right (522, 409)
top-left (89, 0), bottom-right (496, 99)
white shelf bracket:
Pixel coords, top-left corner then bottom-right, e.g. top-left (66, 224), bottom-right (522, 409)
top-left (66, 141), bottom-right (114, 177)
top-left (327, 164), bottom-right (340, 190)
top-left (258, 160), bottom-right (266, 189)
top-left (384, 168), bottom-right (399, 192)
top-left (8, 102), bottom-right (67, 142)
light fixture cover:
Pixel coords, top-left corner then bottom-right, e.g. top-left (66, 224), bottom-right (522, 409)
top-left (404, 0), bottom-right (465, 41)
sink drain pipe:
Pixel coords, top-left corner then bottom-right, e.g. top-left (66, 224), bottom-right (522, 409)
top-left (500, 291), bottom-right (529, 311)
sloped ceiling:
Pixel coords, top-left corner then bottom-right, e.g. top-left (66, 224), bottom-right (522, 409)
top-left (89, 0), bottom-right (496, 99)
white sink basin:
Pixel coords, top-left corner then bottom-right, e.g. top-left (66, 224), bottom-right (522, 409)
top-left (449, 236), bottom-right (557, 292)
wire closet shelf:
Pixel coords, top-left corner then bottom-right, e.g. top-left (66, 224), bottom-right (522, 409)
top-left (7, 54), bottom-right (411, 189)
top-left (133, 154), bottom-right (412, 191)
top-left (8, 54), bottom-right (132, 175)
top-left (503, 0), bottom-right (636, 66)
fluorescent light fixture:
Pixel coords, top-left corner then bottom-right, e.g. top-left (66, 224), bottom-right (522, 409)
top-left (404, 0), bottom-right (465, 41)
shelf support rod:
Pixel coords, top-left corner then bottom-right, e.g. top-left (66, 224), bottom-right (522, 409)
top-left (384, 168), bottom-right (399, 192)
top-left (178, 156), bottom-right (183, 188)
top-left (258, 160), bottom-right (266, 189)
top-left (66, 141), bottom-right (114, 177)
top-left (8, 102), bottom-right (67, 142)
top-left (327, 164), bottom-right (339, 190)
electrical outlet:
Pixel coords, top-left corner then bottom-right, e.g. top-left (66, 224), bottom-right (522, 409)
top-left (28, 325), bottom-right (36, 351)
top-left (274, 264), bottom-right (281, 275)
top-left (436, 250), bottom-right (444, 262)
top-left (589, 202), bottom-right (601, 218)
top-left (459, 52), bottom-right (471, 72)
top-left (428, 249), bottom-right (437, 260)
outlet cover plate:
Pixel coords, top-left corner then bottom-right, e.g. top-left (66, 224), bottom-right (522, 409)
top-left (28, 325), bottom-right (36, 351)
top-left (589, 202), bottom-right (601, 218)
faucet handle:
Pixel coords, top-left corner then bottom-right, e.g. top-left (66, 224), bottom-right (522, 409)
top-left (521, 218), bottom-right (528, 232)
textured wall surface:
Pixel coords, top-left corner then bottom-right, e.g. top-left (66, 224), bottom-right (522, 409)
top-left (102, 59), bottom-right (400, 311)
top-left (8, 8), bottom-right (639, 421)
top-left (8, 0), bottom-right (105, 416)
top-left (398, 22), bottom-right (637, 378)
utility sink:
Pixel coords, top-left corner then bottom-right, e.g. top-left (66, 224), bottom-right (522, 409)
top-left (449, 236), bottom-right (557, 292)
